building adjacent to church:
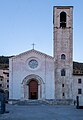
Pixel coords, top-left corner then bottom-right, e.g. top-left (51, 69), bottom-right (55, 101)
top-left (9, 6), bottom-right (83, 102)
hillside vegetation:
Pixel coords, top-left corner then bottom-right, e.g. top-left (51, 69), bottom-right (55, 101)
top-left (0, 56), bottom-right (9, 69)
top-left (73, 62), bottom-right (83, 75)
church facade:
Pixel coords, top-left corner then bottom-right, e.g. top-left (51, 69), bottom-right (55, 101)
top-left (9, 50), bottom-right (55, 100)
top-left (9, 6), bottom-right (83, 101)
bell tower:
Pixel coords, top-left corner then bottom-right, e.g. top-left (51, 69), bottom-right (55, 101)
top-left (53, 6), bottom-right (73, 99)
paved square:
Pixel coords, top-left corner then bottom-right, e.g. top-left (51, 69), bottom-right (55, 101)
top-left (0, 104), bottom-right (83, 120)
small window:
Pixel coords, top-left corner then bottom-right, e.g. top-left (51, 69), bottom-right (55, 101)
top-left (7, 74), bottom-right (9, 77)
top-left (62, 84), bottom-right (64, 87)
top-left (0, 84), bottom-right (2, 87)
top-left (0, 79), bottom-right (3, 81)
top-left (61, 54), bottom-right (66, 60)
top-left (78, 79), bottom-right (82, 84)
top-left (60, 12), bottom-right (66, 28)
top-left (61, 69), bottom-right (66, 76)
top-left (78, 89), bottom-right (82, 94)
top-left (7, 85), bottom-right (9, 88)
top-left (63, 93), bottom-right (65, 96)
top-left (7, 80), bottom-right (9, 82)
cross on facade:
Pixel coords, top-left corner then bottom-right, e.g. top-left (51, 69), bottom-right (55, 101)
top-left (32, 43), bottom-right (35, 50)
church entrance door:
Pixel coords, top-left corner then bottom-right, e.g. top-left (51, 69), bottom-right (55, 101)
top-left (29, 79), bottom-right (38, 99)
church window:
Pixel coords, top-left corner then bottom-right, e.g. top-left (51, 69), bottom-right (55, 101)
top-left (78, 79), bottom-right (82, 84)
top-left (62, 92), bottom-right (65, 96)
top-left (7, 80), bottom-right (9, 82)
top-left (61, 54), bottom-right (66, 60)
top-left (28, 59), bottom-right (38, 69)
top-left (7, 74), bottom-right (9, 77)
top-left (61, 69), bottom-right (66, 76)
top-left (7, 85), bottom-right (9, 88)
top-left (62, 84), bottom-right (64, 87)
top-left (78, 89), bottom-right (82, 94)
top-left (0, 79), bottom-right (3, 81)
top-left (60, 12), bottom-right (66, 28)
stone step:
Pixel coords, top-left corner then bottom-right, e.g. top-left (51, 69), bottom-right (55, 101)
top-left (9, 99), bottom-right (74, 106)
top-left (44, 99), bottom-right (73, 105)
top-left (16, 100), bottom-right (48, 106)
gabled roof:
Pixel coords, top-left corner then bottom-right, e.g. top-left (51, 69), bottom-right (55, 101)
top-left (11, 49), bottom-right (54, 60)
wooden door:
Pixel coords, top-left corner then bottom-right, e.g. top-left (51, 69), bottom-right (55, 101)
top-left (29, 80), bottom-right (38, 99)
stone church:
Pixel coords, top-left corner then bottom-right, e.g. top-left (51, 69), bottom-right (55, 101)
top-left (9, 6), bottom-right (83, 102)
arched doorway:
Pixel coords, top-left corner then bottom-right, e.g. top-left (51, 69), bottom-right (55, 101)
top-left (29, 79), bottom-right (38, 99)
top-left (22, 74), bottom-right (44, 100)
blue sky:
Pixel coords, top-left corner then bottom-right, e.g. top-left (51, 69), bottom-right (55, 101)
top-left (0, 0), bottom-right (83, 62)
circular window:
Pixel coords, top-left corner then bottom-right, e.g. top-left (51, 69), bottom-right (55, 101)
top-left (28, 59), bottom-right (38, 69)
